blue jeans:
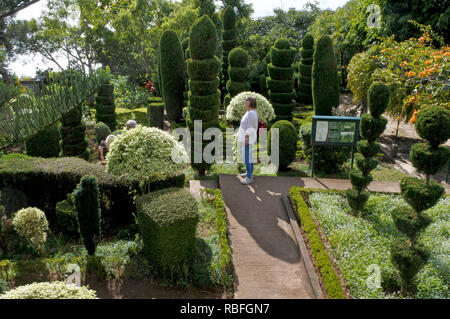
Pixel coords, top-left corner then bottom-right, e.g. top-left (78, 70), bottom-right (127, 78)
top-left (244, 144), bottom-right (254, 178)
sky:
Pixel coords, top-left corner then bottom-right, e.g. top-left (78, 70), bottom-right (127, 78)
top-left (10, 0), bottom-right (349, 77)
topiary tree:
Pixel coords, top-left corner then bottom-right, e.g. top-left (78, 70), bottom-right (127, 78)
top-left (26, 122), bottom-right (61, 158)
top-left (224, 47), bottom-right (250, 108)
top-left (0, 281), bottom-right (98, 299)
top-left (297, 34), bottom-right (314, 105)
top-left (181, 37), bottom-right (190, 108)
top-left (136, 187), bottom-right (199, 275)
top-left (226, 91), bottom-right (275, 125)
top-left (390, 106), bottom-right (450, 296)
top-left (267, 38), bottom-right (297, 121)
top-left (221, 6), bottom-right (237, 102)
top-left (159, 30), bottom-right (185, 122)
top-left (268, 120), bottom-right (298, 171)
top-left (94, 122), bottom-right (111, 145)
top-left (346, 82), bottom-right (390, 215)
top-left (12, 207), bottom-right (49, 253)
top-left (59, 104), bottom-right (90, 160)
top-left (186, 15), bottom-right (221, 175)
top-left (73, 175), bottom-right (101, 255)
top-left (312, 35), bottom-right (339, 116)
top-left (95, 83), bottom-right (117, 131)
top-left (148, 102), bottom-right (164, 129)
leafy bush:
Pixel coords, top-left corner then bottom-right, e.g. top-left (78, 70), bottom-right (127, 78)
top-left (115, 107), bottom-right (147, 129)
top-left (159, 30), bottom-right (185, 122)
top-left (312, 35), bottom-right (339, 116)
top-left (226, 91), bottom-right (275, 124)
top-left (267, 38), bottom-right (296, 121)
top-left (106, 125), bottom-right (188, 191)
top-left (221, 6), bottom-right (237, 98)
top-left (94, 122), bottom-right (111, 145)
top-left (113, 75), bottom-right (150, 110)
top-left (297, 34), bottom-right (314, 104)
top-left (268, 120), bottom-right (297, 171)
top-left (73, 176), bottom-right (101, 255)
top-left (59, 104), bottom-right (89, 160)
top-left (12, 207), bottom-right (49, 252)
top-left (0, 281), bottom-right (97, 299)
top-left (224, 47), bottom-right (250, 108)
top-left (136, 188), bottom-right (199, 273)
top-left (0, 278), bottom-right (7, 294)
top-left (55, 194), bottom-right (78, 235)
top-left (290, 187), bottom-right (345, 299)
top-left (26, 122), bottom-right (60, 158)
top-left (95, 82), bottom-right (117, 131)
top-left (414, 106), bottom-right (450, 149)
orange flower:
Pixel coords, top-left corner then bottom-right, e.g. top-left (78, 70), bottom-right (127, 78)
top-left (405, 71), bottom-right (416, 77)
top-left (380, 49), bottom-right (386, 53)
top-left (425, 60), bottom-right (432, 65)
top-left (409, 110), bottom-right (419, 123)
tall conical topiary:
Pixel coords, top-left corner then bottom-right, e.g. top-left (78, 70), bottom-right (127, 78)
top-left (267, 38), bottom-right (296, 121)
top-left (95, 83), bottom-right (117, 131)
top-left (312, 35), bottom-right (339, 115)
top-left (181, 37), bottom-right (190, 108)
top-left (221, 6), bottom-right (237, 103)
top-left (297, 34), bottom-right (314, 105)
top-left (59, 104), bottom-right (90, 160)
top-left (187, 15), bottom-right (221, 175)
top-left (73, 175), bottom-right (101, 255)
top-left (390, 106), bottom-right (450, 296)
top-left (159, 30), bottom-right (185, 122)
top-left (224, 47), bottom-right (250, 108)
top-left (346, 82), bottom-right (390, 215)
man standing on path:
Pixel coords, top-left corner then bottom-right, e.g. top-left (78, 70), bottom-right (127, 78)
top-left (238, 96), bottom-right (258, 185)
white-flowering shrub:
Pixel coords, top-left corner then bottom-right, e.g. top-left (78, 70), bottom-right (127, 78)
top-left (226, 91), bottom-right (275, 124)
top-left (106, 125), bottom-right (188, 188)
top-left (12, 207), bottom-right (49, 251)
top-left (0, 282), bottom-right (98, 299)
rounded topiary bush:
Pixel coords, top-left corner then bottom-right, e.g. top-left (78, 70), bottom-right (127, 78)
top-left (367, 81), bottom-right (391, 118)
top-left (414, 106), bottom-right (450, 148)
top-left (26, 122), bottom-right (61, 158)
top-left (94, 122), bottom-right (111, 144)
top-left (400, 176), bottom-right (444, 213)
top-left (268, 120), bottom-right (297, 171)
top-left (106, 125), bottom-right (188, 190)
top-left (226, 91), bottom-right (275, 124)
top-left (410, 143), bottom-right (450, 176)
top-left (136, 188), bottom-right (199, 272)
top-left (12, 207), bottom-right (49, 252)
top-left (0, 282), bottom-right (98, 299)
top-left (189, 15), bottom-right (217, 60)
top-left (274, 38), bottom-right (290, 50)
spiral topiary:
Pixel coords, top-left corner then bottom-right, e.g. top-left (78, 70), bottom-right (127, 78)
top-left (26, 122), bottom-right (61, 158)
top-left (221, 6), bottom-right (237, 101)
top-left (95, 82), bottom-right (117, 131)
top-left (268, 120), bottom-right (298, 171)
top-left (312, 35), bottom-right (339, 116)
top-left (346, 82), bottom-right (390, 215)
top-left (182, 37), bottom-right (190, 108)
top-left (267, 38), bottom-right (296, 121)
top-left (187, 15), bottom-right (220, 175)
top-left (226, 91), bottom-right (275, 125)
top-left (390, 106), bottom-right (450, 296)
top-left (297, 34), bottom-right (314, 105)
top-left (224, 47), bottom-right (250, 108)
top-left (159, 30), bottom-right (185, 122)
top-left (59, 104), bottom-right (90, 160)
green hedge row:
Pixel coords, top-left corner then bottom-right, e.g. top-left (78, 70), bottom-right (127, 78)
top-left (289, 186), bottom-right (346, 299)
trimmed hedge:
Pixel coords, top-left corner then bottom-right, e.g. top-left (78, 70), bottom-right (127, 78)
top-left (221, 6), bottom-right (237, 102)
top-left (224, 47), bottom-right (250, 108)
top-left (289, 187), bottom-right (346, 299)
top-left (59, 104), bottom-right (89, 160)
top-left (148, 103), bottom-right (164, 129)
top-left (159, 30), bottom-right (185, 122)
top-left (0, 157), bottom-right (185, 229)
top-left (26, 122), bottom-right (61, 158)
top-left (95, 83), bottom-right (117, 131)
top-left (268, 120), bottom-right (297, 171)
top-left (312, 35), bottom-right (339, 116)
top-left (297, 34), bottom-right (314, 104)
top-left (136, 188), bottom-right (199, 272)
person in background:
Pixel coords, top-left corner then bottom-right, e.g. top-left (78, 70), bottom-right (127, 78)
top-left (99, 134), bottom-right (116, 165)
top-left (126, 119), bottom-right (137, 130)
top-left (237, 96), bottom-right (258, 185)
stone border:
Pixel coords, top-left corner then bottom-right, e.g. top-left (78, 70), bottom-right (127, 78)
top-left (281, 195), bottom-right (324, 299)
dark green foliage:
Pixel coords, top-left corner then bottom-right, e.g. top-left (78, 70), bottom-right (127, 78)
top-left (222, 6), bottom-right (236, 31)
top-left (148, 103), bottom-right (164, 129)
top-left (224, 47), bottom-right (249, 108)
top-left (221, 6), bottom-right (237, 103)
top-left (268, 120), bottom-right (297, 171)
top-left (183, 39), bottom-right (190, 108)
top-left (400, 177), bottom-right (444, 213)
top-left (95, 83), bottom-right (116, 131)
top-left (0, 278), bottom-right (8, 294)
top-left (187, 15), bottom-right (220, 175)
top-left (360, 114), bottom-right (388, 143)
top-left (312, 35), bottom-right (339, 116)
top-left (274, 38), bottom-right (290, 49)
top-left (26, 122), bottom-right (61, 158)
top-left (270, 47), bottom-right (297, 68)
top-left (136, 188), bottom-right (199, 272)
top-left (269, 92), bottom-right (295, 104)
top-left (391, 208), bottom-right (432, 244)
top-left (59, 104), bottom-right (89, 160)
top-left (298, 34), bottom-right (314, 104)
top-left (159, 30), bottom-right (185, 122)
top-left (189, 78), bottom-right (220, 95)
top-left (357, 140), bottom-right (380, 158)
top-left (94, 122), bottom-right (111, 145)
top-left (367, 81), bottom-right (391, 118)
top-left (73, 175), bottom-right (101, 255)
top-left (346, 188), bottom-right (370, 214)
top-left (267, 65), bottom-right (294, 80)
top-left (355, 154), bottom-right (378, 176)
top-left (55, 193), bottom-right (78, 235)
top-left (414, 106), bottom-right (450, 148)
top-left (410, 143), bottom-right (450, 176)
top-left (349, 170), bottom-right (372, 191)
top-left (390, 239), bottom-right (430, 295)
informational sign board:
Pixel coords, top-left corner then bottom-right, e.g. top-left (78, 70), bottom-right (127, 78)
top-left (310, 115), bottom-right (361, 177)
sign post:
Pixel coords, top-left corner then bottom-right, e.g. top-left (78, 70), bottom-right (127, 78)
top-left (310, 115), bottom-right (361, 177)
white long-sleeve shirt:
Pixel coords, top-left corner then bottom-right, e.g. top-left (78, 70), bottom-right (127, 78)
top-left (237, 109), bottom-right (258, 144)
